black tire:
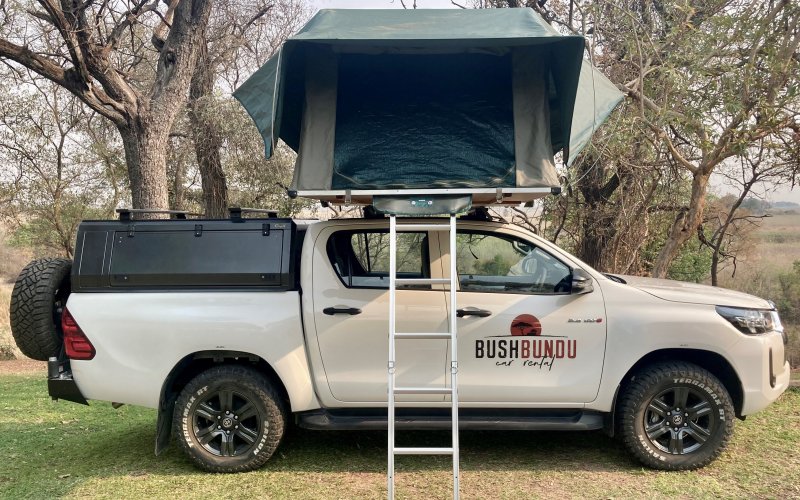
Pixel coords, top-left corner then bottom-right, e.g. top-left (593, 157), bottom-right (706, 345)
top-left (173, 365), bottom-right (287, 473)
top-left (618, 362), bottom-right (734, 470)
top-left (9, 258), bottom-right (72, 361)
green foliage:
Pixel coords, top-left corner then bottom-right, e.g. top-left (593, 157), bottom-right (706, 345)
top-left (667, 243), bottom-right (712, 283)
top-left (775, 261), bottom-right (800, 324)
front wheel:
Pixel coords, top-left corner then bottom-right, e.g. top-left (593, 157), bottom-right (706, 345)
top-left (618, 362), bottom-right (734, 470)
top-left (173, 365), bottom-right (287, 472)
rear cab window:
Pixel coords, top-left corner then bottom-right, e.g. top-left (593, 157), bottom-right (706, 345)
top-left (326, 230), bottom-right (431, 289)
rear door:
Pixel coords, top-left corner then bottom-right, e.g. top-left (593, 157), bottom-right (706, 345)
top-left (310, 225), bottom-right (449, 403)
top-left (441, 225), bottom-right (607, 404)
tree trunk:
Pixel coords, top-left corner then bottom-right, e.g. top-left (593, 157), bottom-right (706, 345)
top-left (189, 40), bottom-right (228, 218)
top-left (710, 251), bottom-right (720, 286)
top-left (574, 157), bottom-right (620, 271)
top-left (171, 145), bottom-right (187, 211)
top-left (651, 171), bottom-right (712, 278)
top-left (577, 209), bottom-right (616, 271)
top-left (119, 121), bottom-right (171, 214)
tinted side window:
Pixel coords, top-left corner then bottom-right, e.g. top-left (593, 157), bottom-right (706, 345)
top-left (327, 230), bottom-right (429, 289)
top-left (456, 232), bottom-right (571, 294)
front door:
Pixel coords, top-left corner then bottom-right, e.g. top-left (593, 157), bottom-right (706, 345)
top-left (311, 226), bottom-right (449, 403)
top-left (442, 227), bottom-right (607, 404)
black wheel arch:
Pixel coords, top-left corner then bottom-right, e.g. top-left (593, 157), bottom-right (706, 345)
top-left (155, 350), bottom-right (290, 456)
top-left (609, 348), bottom-right (744, 433)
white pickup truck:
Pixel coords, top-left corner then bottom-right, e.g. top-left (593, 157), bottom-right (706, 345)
top-left (10, 209), bottom-right (790, 473)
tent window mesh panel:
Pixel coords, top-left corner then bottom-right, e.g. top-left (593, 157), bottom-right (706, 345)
top-left (332, 53), bottom-right (516, 190)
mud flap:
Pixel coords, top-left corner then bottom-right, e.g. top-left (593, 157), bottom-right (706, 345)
top-left (155, 396), bottom-right (175, 456)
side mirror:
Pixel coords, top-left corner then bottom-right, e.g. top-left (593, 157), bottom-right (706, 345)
top-left (571, 269), bottom-right (594, 294)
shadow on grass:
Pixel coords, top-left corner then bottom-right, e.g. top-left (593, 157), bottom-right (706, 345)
top-left (272, 427), bottom-right (637, 473)
top-left (70, 424), bottom-right (638, 476)
top-left (25, 421), bottom-right (638, 478)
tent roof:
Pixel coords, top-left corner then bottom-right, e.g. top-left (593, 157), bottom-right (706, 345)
top-left (292, 8), bottom-right (567, 41)
top-left (234, 8), bottom-right (623, 168)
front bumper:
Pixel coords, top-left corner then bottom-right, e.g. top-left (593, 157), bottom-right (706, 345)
top-left (736, 329), bottom-right (791, 415)
top-left (48, 357), bottom-right (89, 406)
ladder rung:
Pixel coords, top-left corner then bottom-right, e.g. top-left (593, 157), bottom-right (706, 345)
top-left (395, 223), bottom-right (451, 231)
top-left (396, 278), bottom-right (450, 285)
top-left (394, 332), bottom-right (452, 340)
top-left (394, 386), bottom-right (452, 395)
top-left (394, 447), bottom-right (454, 455)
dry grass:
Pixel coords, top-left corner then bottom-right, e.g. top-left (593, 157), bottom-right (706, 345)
top-left (750, 213), bottom-right (800, 274)
top-left (0, 283), bottom-right (21, 360)
top-left (0, 230), bottom-right (32, 284)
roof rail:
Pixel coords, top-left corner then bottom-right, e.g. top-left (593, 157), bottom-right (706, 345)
top-left (228, 207), bottom-right (279, 222)
top-left (116, 208), bottom-right (203, 221)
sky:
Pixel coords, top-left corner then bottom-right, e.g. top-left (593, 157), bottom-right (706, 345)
top-left (306, 0), bottom-right (800, 205)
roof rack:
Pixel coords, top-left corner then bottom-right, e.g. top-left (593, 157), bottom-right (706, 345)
top-left (116, 208), bottom-right (203, 221)
top-left (228, 207), bottom-right (279, 222)
top-left (291, 187), bottom-right (560, 207)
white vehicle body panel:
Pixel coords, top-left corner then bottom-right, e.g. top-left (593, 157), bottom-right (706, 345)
top-left (587, 281), bottom-right (789, 415)
top-left (68, 292), bottom-right (318, 412)
top-left (67, 218), bottom-right (788, 419)
top-left (305, 221), bottom-right (450, 406)
top-left (435, 223), bottom-right (608, 404)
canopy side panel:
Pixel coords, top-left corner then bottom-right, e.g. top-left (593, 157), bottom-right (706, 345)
top-left (512, 46), bottom-right (558, 188)
top-left (330, 52), bottom-right (517, 189)
top-left (292, 47), bottom-right (338, 191)
top-left (567, 59), bottom-right (625, 165)
top-left (232, 51), bottom-right (281, 158)
top-left (549, 37), bottom-right (586, 155)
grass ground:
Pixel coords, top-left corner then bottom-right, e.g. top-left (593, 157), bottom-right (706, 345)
top-left (0, 367), bottom-right (798, 499)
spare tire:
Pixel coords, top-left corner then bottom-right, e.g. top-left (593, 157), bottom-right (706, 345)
top-left (9, 258), bottom-right (72, 361)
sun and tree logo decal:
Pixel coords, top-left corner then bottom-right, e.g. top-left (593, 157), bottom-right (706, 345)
top-left (510, 314), bottom-right (542, 336)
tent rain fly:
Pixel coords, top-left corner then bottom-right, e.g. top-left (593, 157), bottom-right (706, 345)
top-left (234, 8), bottom-right (623, 206)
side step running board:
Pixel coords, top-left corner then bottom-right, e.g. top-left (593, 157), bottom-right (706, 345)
top-left (296, 409), bottom-right (605, 431)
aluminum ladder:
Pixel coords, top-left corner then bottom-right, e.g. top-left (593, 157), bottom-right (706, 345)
top-left (387, 214), bottom-right (460, 499)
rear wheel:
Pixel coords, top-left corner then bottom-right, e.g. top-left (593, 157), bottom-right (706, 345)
top-left (173, 365), bottom-right (287, 472)
top-left (9, 258), bottom-right (72, 360)
top-left (618, 362), bottom-right (734, 470)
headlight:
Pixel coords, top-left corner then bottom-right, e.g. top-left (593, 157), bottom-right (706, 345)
top-left (716, 306), bottom-right (783, 335)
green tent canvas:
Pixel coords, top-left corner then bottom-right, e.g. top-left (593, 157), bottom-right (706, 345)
top-left (234, 8), bottom-right (623, 205)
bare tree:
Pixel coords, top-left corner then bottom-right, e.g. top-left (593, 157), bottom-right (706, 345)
top-left (700, 140), bottom-right (800, 285)
top-left (0, 71), bottom-right (123, 256)
top-left (0, 0), bottom-right (213, 214)
top-left (483, 0), bottom-right (800, 278)
top-left (185, 0), bottom-right (309, 217)
top-left (602, 0), bottom-right (800, 277)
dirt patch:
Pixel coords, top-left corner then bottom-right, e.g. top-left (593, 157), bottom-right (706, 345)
top-left (0, 358), bottom-right (46, 375)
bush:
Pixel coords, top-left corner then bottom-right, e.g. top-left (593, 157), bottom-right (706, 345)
top-left (667, 244), bottom-right (712, 283)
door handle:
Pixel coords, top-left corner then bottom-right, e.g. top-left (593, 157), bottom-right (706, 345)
top-left (323, 306), bottom-right (362, 316)
top-left (457, 307), bottom-right (492, 318)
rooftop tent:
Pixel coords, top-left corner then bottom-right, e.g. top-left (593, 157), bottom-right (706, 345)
top-left (233, 8), bottom-right (623, 206)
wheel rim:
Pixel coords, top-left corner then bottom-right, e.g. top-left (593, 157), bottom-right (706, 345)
top-left (191, 388), bottom-right (263, 457)
top-left (643, 386), bottom-right (715, 455)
